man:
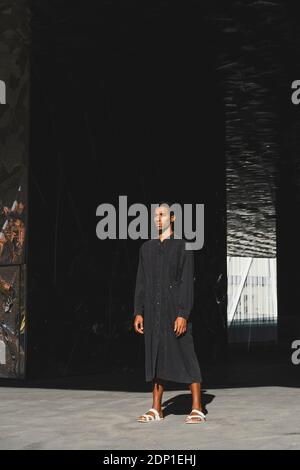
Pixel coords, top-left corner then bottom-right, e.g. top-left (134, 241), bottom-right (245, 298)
top-left (133, 202), bottom-right (206, 423)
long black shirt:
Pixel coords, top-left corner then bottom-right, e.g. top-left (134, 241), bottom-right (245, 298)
top-left (134, 232), bottom-right (202, 384)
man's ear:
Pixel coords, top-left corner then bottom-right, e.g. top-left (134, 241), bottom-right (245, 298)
top-left (171, 214), bottom-right (176, 222)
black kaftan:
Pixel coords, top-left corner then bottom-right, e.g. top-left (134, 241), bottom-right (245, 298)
top-left (134, 232), bottom-right (202, 384)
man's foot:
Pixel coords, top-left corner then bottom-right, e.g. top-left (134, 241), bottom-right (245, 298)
top-left (185, 408), bottom-right (206, 423)
top-left (137, 407), bottom-right (164, 422)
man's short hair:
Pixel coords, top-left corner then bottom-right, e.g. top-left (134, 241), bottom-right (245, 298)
top-left (158, 201), bottom-right (173, 209)
top-left (157, 201), bottom-right (175, 218)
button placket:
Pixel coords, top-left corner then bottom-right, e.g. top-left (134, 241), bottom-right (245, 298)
top-left (155, 244), bottom-right (163, 329)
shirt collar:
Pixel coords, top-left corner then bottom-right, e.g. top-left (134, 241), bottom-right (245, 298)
top-left (156, 231), bottom-right (176, 245)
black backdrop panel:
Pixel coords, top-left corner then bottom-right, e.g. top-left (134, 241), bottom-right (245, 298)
top-left (28, 1), bottom-right (226, 378)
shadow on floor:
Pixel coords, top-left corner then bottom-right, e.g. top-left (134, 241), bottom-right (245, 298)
top-left (161, 390), bottom-right (215, 417)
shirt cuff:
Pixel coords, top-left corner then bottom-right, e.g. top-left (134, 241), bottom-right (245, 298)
top-left (177, 310), bottom-right (190, 320)
top-left (133, 310), bottom-right (144, 319)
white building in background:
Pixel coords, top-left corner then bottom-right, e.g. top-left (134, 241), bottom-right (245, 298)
top-left (227, 257), bottom-right (277, 343)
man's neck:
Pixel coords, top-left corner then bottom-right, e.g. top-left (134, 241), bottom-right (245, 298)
top-left (159, 226), bottom-right (173, 242)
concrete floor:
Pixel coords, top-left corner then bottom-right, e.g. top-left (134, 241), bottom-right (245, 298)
top-left (0, 385), bottom-right (300, 449)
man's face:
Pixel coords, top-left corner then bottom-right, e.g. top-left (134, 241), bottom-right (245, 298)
top-left (154, 205), bottom-right (173, 232)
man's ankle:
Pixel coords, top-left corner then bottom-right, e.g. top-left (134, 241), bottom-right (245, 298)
top-left (152, 405), bottom-right (162, 411)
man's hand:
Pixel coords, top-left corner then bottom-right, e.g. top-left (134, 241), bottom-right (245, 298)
top-left (134, 314), bottom-right (144, 334)
top-left (174, 316), bottom-right (187, 337)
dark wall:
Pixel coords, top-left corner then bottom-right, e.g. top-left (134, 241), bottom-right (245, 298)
top-left (27, 1), bottom-right (226, 379)
top-left (0, 0), bottom-right (29, 378)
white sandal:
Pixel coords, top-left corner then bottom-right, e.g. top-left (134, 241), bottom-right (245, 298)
top-left (185, 409), bottom-right (206, 423)
top-left (137, 407), bottom-right (164, 422)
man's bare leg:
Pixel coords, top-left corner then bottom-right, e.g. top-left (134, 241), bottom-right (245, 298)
top-left (152, 377), bottom-right (165, 415)
top-left (189, 382), bottom-right (202, 409)
top-left (137, 377), bottom-right (165, 421)
top-left (187, 382), bottom-right (205, 421)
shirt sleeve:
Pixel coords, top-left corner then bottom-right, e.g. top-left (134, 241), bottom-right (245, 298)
top-left (133, 245), bottom-right (145, 318)
top-left (177, 248), bottom-right (194, 321)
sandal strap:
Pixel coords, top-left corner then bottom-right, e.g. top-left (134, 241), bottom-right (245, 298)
top-left (140, 414), bottom-right (154, 421)
top-left (187, 410), bottom-right (206, 419)
top-left (148, 408), bottom-right (161, 420)
top-left (191, 409), bottom-right (205, 416)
